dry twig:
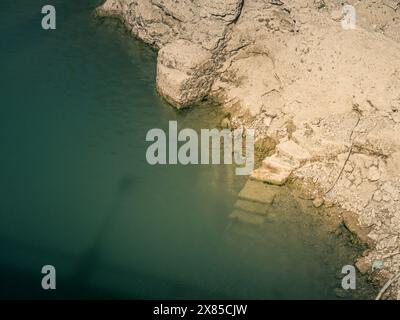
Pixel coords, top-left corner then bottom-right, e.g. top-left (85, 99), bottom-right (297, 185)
top-left (324, 110), bottom-right (361, 195)
top-left (376, 272), bottom-right (400, 300)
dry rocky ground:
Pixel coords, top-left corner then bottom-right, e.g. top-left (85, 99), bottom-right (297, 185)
top-left (96, 0), bottom-right (400, 299)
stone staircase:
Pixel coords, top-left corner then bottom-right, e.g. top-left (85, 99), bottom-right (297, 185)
top-left (229, 180), bottom-right (279, 225)
top-left (228, 140), bottom-right (311, 227)
top-left (250, 140), bottom-right (311, 186)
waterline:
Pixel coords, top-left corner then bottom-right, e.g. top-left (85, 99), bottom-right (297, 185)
top-left (146, 121), bottom-right (254, 175)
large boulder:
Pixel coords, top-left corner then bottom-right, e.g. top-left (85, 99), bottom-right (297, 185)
top-left (156, 40), bottom-right (214, 108)
top-left (97, 0), bottom-right (244, 108)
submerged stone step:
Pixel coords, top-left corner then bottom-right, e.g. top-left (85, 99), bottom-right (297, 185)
top-left (237, 180), bottom-right (277, 204)
top-left (226, 222), bottom-right (265, 243)
top-left (234, 199), bottom-right (267, 215)
top-left (229, 209), bottom-right (266, 225)
top-left (276, 140), bottom-right (311, 164)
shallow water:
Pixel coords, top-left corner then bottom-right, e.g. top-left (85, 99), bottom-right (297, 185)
top-left (0, 0), bottom-right (374, 299)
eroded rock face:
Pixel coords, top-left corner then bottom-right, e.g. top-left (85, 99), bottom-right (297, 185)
top-left (97, 0), bottom-right (400, 114)
top-left (156, 40), bottom-right (214, 108)
top-left (97, 0), bottom-right (244, 106)
top-left (96, 0), bottom-right (245, 51)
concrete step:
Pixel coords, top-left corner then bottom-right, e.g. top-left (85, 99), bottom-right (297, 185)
top-left (250, 154), bottom-right (299, 185)
top-left (229, 209), bottom-right (266, 225)
top-left (234, 199), bottom-right (268, 215)
top-left (237, 180), bottom-right (277, 204)
top-left (262, 154), bottom-right (299, 171)
top-left (226, 222), bottom-right (265, 242)
top-left (276, 140), bottom-right (311, 164)
top-left (250, 167), bottom-right (290, 185)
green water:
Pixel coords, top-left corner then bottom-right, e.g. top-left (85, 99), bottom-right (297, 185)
top-left (0, 0), bottom-right (374, 299)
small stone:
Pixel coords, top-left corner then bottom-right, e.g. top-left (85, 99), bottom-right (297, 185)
top-left (344, 164), bottom-right (353, 173)
top-left (363, 159), bottom-right (373, 169)
top-left (391, 114), bottom-right (400, 123)
top-left (382, 192), bottom-right (391, 202)
top-left (263, 116), bottom-right (273, 127)
top-left (220, 117), bottom-right (231, 129)
top-left (324, 199), bottom-right (335, 208)
top-left (331, 10), bottom-right (343, 22)
top-left (368, 166), bottom-right (380, 181)
top-left (372, 260), bottom-right (384, 271)
top-left (373, 190), bottom-right (382, 202)
top-left (313, 197), bottom-right (324, 208)
top-left (342, 211), bottom-right (371, 245)
top-left (355, 176), bottom-right (363, 186)
top-left (356, 257), bottom-right (371, 274)
top-left (382, 0), bottom-right (399, 10)
top-left (382, 182), bottom-right (399, 201)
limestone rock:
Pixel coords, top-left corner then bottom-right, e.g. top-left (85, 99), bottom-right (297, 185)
top-left (251, 167), bottom-right (290, 186)
top-left (356, 256), bottom-right (371, 274)
top-left (251, 154), bottom-right (298, 185)
top-left (98, 0), bottom-right (400, 297)
top-left (276, 140), bottom-right (311, 164)
top-left (97, 0), bottom-right (243, 50)
top-left (342, 211), bottom-right (372, 245)
top-left (382, 0), bottom-right (399, 10)
top-left (313, 197), bottom-right (324, 208)
top-left (368, 166), bottom-right (380, 182)
top-left (156, 40), bottom-right (214, 108)
top-left (262, 154), bottom-right (300, 171)
top-left (330, 10), bottom-right (343, 22)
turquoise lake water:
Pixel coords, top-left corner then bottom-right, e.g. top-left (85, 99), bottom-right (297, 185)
top-left (0, 0), bottom-right (374, 299)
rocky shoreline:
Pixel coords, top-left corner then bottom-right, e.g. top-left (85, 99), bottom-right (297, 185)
top-left (96, 0), bottom-right (400, 299)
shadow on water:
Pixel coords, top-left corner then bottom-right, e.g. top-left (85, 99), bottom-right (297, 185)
top-left (0, 177), bottom-right (223, 299)
top-left (71, 176), bottom-right (137, 280)
top-left (1, 170), bottom-right (234, 299)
